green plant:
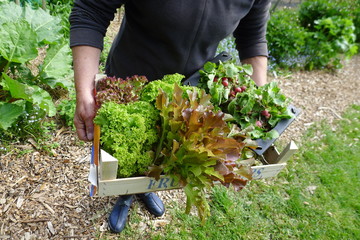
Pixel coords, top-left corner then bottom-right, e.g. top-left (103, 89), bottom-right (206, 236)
top-left (99, 36), bottom-right (112, 72)
top-left (47, 0), bottom-right (73, 39)
top-left (198, 61), bottom-right (293, 139)
top-left (268, 4), bottom-right (358, 70)
top-left (305, 16), bottom-right (358, 69)
top-left (149, 84), bottom-right (252, 223)
top-left (267, 9), bottom-right (311, 69)
top-left (93, 75), bottom-right (160, 177)
top-left (299, 0), bottom-right (348, 30)
top-left (56, 91), bottom-right (76, 128)
top-left (94, 101), bottom-right (160, 178)
top-left (0, 2), bottom-right (73, 138)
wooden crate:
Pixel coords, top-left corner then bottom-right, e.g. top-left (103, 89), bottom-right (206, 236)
top-left (89, 74), bottom-right (299, 196)
top-left (88, 124), bottom-right (298, 197)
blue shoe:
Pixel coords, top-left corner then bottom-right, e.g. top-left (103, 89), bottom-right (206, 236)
top-left (108, 195), bottom-right (133, 233)
top-left (136, 192), bottom-right (165, 217)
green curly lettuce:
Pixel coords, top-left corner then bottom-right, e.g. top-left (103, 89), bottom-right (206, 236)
top-left (94, 101), bottom-right (160, 177)
top-left (140, 73), bottom-right (194, 102)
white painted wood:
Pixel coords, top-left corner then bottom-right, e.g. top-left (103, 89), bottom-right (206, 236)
top-left (99, 150), bottom-right (118, 181)
top-left (251, 163), bottom-right (287, 180)
top-left (97, 175), bottom-right (179, 196)
top-left (277, 141), bottom-right (298, 164)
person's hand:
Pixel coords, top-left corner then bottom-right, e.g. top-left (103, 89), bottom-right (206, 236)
top-left (74, 91), bottom-right (96, 141)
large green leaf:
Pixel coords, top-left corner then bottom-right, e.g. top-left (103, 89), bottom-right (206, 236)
top-left (2, 73), bottom-right (56, 116)
top-left (0, 2), bottom-right (23, 25)
top-left (0, 20), bottom-right (38, 63)
top-left (0, 100), bottom-right (25, 130)
top-left (39, 43), bottom-right (73, 89)
top-left (23, 5), bottom-right (62, 44)
top-left (0, 2), bottom-right (62, 44)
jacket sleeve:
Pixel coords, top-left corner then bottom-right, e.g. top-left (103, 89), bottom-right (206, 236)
top-left (233, 0), bottom-right (271, 60)
top-left (69, 0), bottom-right (125, 50)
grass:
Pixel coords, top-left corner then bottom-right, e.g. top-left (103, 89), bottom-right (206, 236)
top-left (104, 105), bottom-right (360, 240)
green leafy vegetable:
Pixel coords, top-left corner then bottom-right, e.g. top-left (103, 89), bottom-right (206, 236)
top-left (38, 43), bottom-right (73, 89)
top-left (0, 2), bottom-right (73, 134)
top-left (140, 73), bottom-right (193, 103)
top-left (94, 101), bottom-right (160, 177)
top-left (148, 84), bottom-right (252, 223)
top-left (0, 20), bottom-right (38, 64)
top-left (199, 61), bottom-right (293, 139)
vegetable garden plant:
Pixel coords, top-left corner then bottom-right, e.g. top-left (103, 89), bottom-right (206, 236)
top-left (93, 59), bottom-right (294, 223)
top-left (0, 2), bottom-right (72, 134)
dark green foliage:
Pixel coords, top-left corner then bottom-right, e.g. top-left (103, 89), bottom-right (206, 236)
top-left (299, 0), bottom-right (348, 30)
top-left (267, 1), bottom-right (359, 70)
top-left (56, 91), bottom-right (76, 129)
top-left (306, 16), bottom-right (358, 69)
top-left (0, 2), bottom-right (73, 143)
top-left (267, 9), bottom-right (310, 69)
top-left (47, 0), bottom-right (73, 39)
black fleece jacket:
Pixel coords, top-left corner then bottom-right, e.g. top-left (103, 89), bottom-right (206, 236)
top-left (69, 0), bottom-right (271, 81)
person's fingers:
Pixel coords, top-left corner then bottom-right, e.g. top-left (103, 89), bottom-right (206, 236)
top-left (84, 117), bottom-right (94, 141)
top-left (74, 113), bottom-right (89, 141)
top-left (74, 90), bottom-right (97, 141)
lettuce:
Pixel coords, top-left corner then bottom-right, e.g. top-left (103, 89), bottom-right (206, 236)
top-left (94, 101), bottom-right (160, 177)
top-left (140, 73), bottom-right (194, 102)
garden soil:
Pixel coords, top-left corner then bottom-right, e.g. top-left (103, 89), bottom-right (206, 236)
top-left (1, 17), bottom-right (360, 239)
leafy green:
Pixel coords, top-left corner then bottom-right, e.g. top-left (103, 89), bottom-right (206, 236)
top-left (38, 42), bottom-right (73, 89)
top-left (0, 20), bottom-right (38, 64)
top-left (96, 75), bottom-right (148, 107)
top-left (0, 2), bottom-right (73, 135)
top-left (0, 2), bottom-right (62, 44)
top-left (2, 73), bottom-right (56, 116)
top-left (23, 4), bottom-right (62, 44)
top-left (140, 73), bottom-right (193, 102)
top-left (0, 100), bottom-right (25, 130)
top-left (149, 84), bottom-right (252, 223)
top-left (94, 101), bottom-right (160, 178)
top-left (199, 61), bottom-right (293, 139)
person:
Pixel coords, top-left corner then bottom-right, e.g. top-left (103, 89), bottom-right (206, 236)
top-left (69, 0), bottom-right (271, 233)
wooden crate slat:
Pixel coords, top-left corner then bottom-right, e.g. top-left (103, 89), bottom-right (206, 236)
top-left (96, 163), bottom-right (287, 196)
top-left (251, 163), bottom-right (287, 180)
top-left (98, 175), bottom-right (179, 196)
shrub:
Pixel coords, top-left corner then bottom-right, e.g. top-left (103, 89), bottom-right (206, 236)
top-left (268, 2), bottom-right (358, 70)
top-left (267, 9), bottom-right (311, 69)
top-left (299, 0), bottom-right (348, 30)
top-left (305, 16), bottom-right (358, 69)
